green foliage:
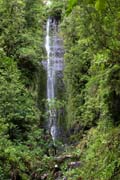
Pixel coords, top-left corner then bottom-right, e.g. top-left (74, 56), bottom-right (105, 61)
top-left (61, 0), bottom-right (120, 129)
top-left (0, 0), bottom-right (50, 179)
top-left (0, 0), bottom-right (25, 56)
top-left (0, 0), bottom-right (45, 92)
top-left (48, 0), bottom-right (65, 20)
top-left (64, 121), bottom-right (120, 180)
top-left (95, 0), bottom-right (106, 11)
top-left (0, 56), bottom-right (38, 140)
top-left (47, 98), bottom-right (65, 110)
top-left (67, 0), bottom-right (107, 13)
top-left (58, 1), bottom-right (120, 179)
top-left (0, 126), bottom-right (54, 180)
top-left (67, 0), bottom-right (78, 14)
top-left (0, 0), bottom-right (120, 179)
top-left (0, 54), bottom-right (53, 178)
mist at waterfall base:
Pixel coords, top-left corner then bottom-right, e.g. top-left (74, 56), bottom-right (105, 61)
top-left (43, 18), bottom-right (64, 142)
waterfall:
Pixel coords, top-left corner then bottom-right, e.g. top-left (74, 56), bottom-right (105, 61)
top-left (45, 18), bottom-right (64, 142)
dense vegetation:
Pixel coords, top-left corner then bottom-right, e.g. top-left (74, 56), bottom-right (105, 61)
top-left (60, 0), bottom-right (120, 179)
top-left (0, 0), bottom-right (51, 179)
top-left (0, 0), bottom-right (120, 179)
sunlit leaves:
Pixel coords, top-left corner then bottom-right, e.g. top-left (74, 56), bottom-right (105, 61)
top-left (95, 0), bottom-right (106, 10)
top-left (67, 0), bottom-right (106, 13)
top-left (67, 0), bottom-right (78, 14)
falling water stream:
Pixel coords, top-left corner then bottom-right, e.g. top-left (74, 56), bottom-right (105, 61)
top-left (45, 18), bottom-right (64, 142)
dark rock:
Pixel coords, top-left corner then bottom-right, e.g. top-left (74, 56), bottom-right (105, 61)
top-left (63, 177), bottom-right (67, 180)
top-left (68, 161), bottom-right (81, 169)
top-left (41, 173), bottom-right (48, 180)
top-left (54, 154), bottom-right (73, 163)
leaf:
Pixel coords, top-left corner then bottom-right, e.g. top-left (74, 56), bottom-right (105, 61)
top-left (95, 0), bottom-right (106, 11)
top-left (67, 0), bottom-right (78, 14)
